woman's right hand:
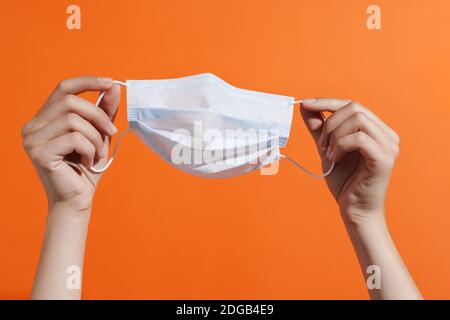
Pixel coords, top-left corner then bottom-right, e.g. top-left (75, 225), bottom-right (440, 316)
top-left (22, 76), bottom-right (121, 214)
top-left (300, 98), bottom-right (421, 300)
top-left (300, 98), bottom-right (400, 226)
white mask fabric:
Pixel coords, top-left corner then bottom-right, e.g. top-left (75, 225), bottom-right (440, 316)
top-left (89, 74), bottom-right (334, 179)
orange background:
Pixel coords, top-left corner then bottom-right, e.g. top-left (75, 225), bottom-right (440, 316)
top-left (1, 0), bottom-right (449, 299)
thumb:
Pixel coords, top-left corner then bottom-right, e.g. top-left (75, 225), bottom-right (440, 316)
top-left (95, 84), bottom-right (121, 167)
top-left (299, 102), bottom-right (325, 151)
top-left (98, 84), bottom-right (121, 122)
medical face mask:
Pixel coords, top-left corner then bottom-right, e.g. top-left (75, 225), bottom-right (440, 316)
top-left (90, 73), bottom-right (334, 179)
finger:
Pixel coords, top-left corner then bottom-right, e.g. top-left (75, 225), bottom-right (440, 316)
top-left (98, 84), bottom-right (121, 121)
top-left (52, 132), bottom-right (96, 168)
top-left (29, 132), bottom-right (96, 169)
top-left (328, 112), bottom-right (398, 155)
top-left (53, 76), bottom-right (114, 97)
top-left (302, 98), bottom-right (352, 112)
top-left (299, 104), bottom-right (325, 151)
top-left (96, 84), bottom-right (121, 153)
top-left (327, 131), bottom-right (388, 167)
top-left (23, 113), bottom-right (106, 159)
top-left (307, 99), bottom-right (400, 147)
top-left (26, 94), bottom-right (117, 136)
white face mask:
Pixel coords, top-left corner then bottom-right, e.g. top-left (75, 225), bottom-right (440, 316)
top-left (90, 74), bottom-right (334, 179)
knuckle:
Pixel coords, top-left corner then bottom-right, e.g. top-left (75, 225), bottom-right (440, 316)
top-left (62, 94), bottom-right (76, 108)
top-left (70, 132), bottom-right (84, 145)
top-left (392, 144), bottom-right (400, 157)
top-left (22, 136), bottom-right (32, 151)
top-left (21, 122), bottom-right (30, 138)
top-left (354, 111), bottom-right (367, 123)
top-left (65, 113), bottom-right (80, 128)
top-left (347, 101), bottom-right (363, 113)
top-left (337, 137), bottom-right (346, 148)
top-left (346, 101), bottom-right (358, 113)
top-left (355, 131), bottom-right (367, 143)
top-left (57, 79), bottom-right (69, 92)
top-left (393, 131), bottom-right (401, 145)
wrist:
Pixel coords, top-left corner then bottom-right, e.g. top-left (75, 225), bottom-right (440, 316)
top-left (48, 198), bottom-right (92, 215)
top-left (47, 201), bottom-right (92, 229)
top-left (342, 210), bottom-right (394, 261)
top-left (340, 208), bottom-right (387, 231)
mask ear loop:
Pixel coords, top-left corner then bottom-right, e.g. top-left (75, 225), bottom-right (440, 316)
top-left (89, 80), bottom-right (131, 174)
top-left (280, 154), bottom-right (335, 179)
top-left (279, 100), bottom-right (335, 179)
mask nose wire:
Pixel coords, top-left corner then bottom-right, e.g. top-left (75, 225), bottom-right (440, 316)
top-left (279, 99), bottom-right (335, 179)
top-left (89, 80), bottom-right (131, 174)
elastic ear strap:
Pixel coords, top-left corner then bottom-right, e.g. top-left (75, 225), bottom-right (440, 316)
top-left (280, 154), bottom-right (335, 179)
top-left (89, 80), bottom-right (129, 174)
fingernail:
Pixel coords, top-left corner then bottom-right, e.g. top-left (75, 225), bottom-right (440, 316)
top-left (109, 122), bottom-right (118, 134)
top-left (98, 77), bottom-right (113, 85)
top-left (303, 98), bottom-right (317, 105)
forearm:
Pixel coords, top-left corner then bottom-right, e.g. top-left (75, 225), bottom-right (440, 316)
top-left (31, 204), bottom-right (90, 300)
top-left (343, 212), bottom-right (422, 300)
